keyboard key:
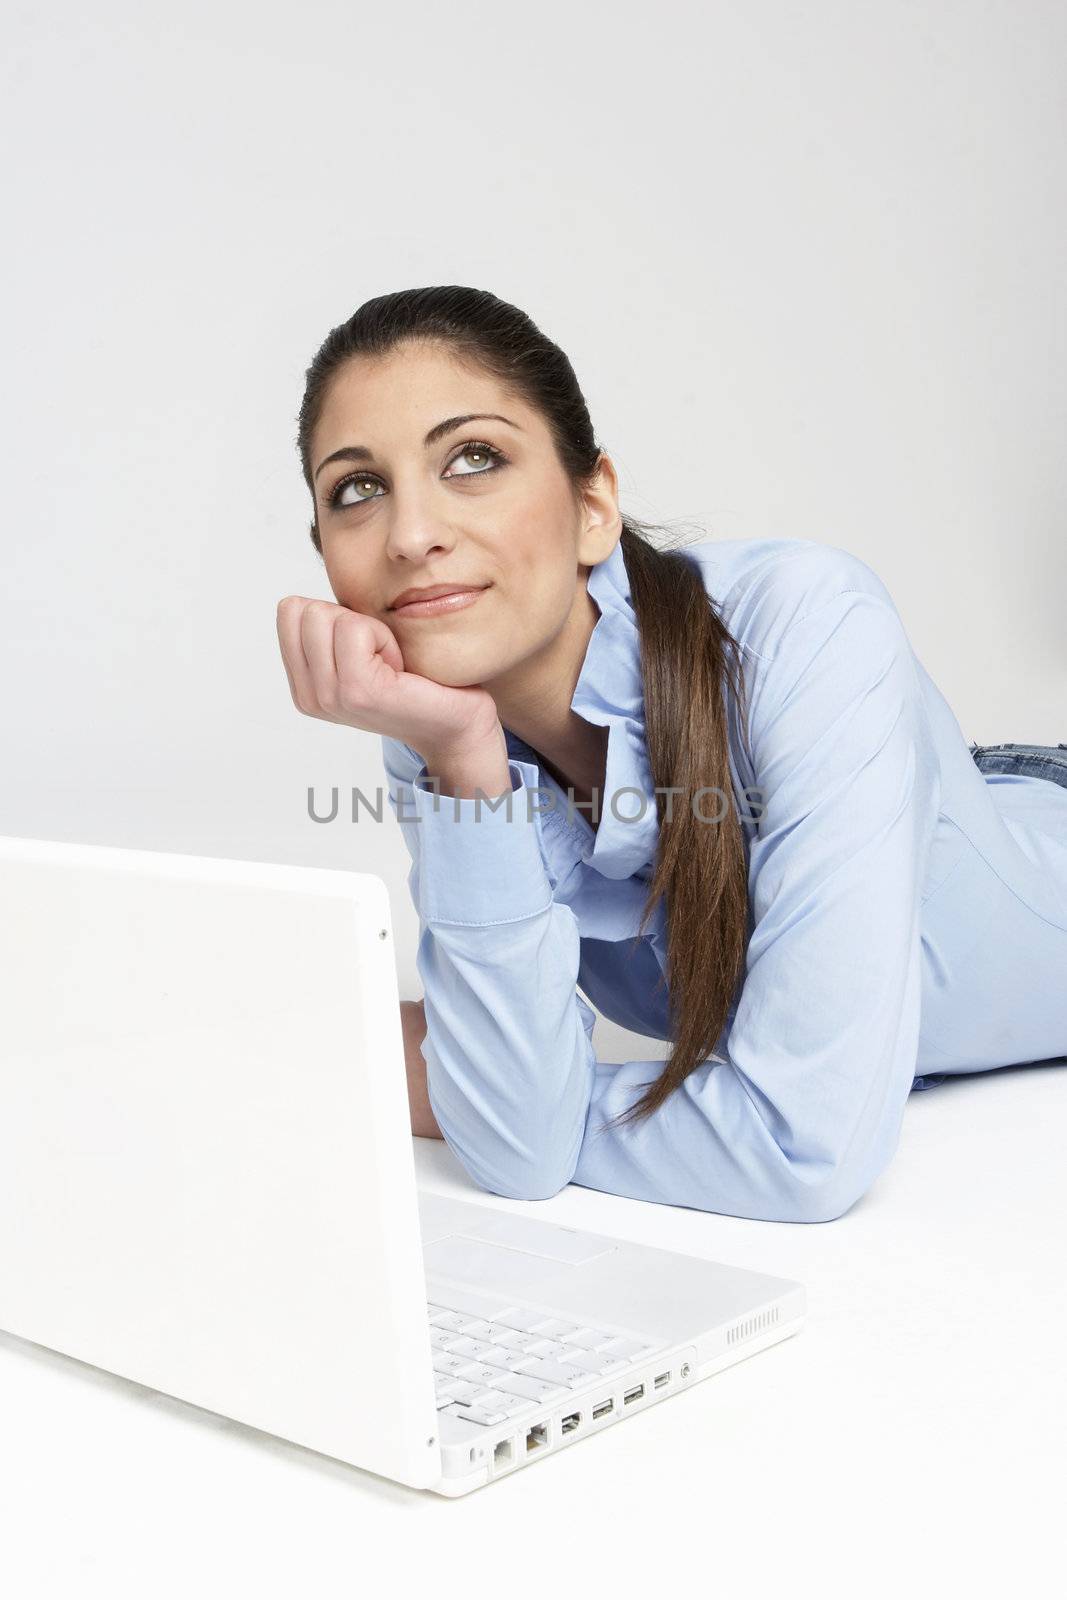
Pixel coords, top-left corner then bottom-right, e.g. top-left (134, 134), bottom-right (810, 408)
top-left (453, 1316), bottom-right (494, 1337)
top-left (490, 1371), bottom-right (570, 1404)
top-left (485, 1329), bottom-right (541, 1353)
top-left (522, 1319), bottom-right (586, 1341)
top-left (519, 1337), bottom-right (573, 1360)
top-left (599, 1336), bottom-right (654, 1360)
top-left (473, 1389), bottom-right (538, 1420)
top-left (518, 1358), bottom-right (591, 1389)
top-left (559, 1328), bottom-right (618, 1352)
top-left (432, 1353), bottom-right (482, 1378)
top-left (437, 1335), bottom-right (480, 1358)
top-left (461, 1362), bottom-right (517, 1387)
top-left (440, 1378), bottom-right (482, 1404)
top-left (429, 1327), bottom-right (471, 1351)
top-left (428, 1310), bottom-right (470, 1331)
top-left (445, 1336), bottom-right (505, 1362)
top-left (489, 1307), bottom-right (560, 1335)
top-left (442, 1401), bottom-right (509, 1426)
top-left (482, 1321), bottom-right (527, 1343)
top-left (552, 1350), bottom-right (632, 1376)
top-left (472, 1345), bottom-right (539, 1374)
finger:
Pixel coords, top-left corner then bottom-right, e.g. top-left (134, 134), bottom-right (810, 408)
top-left (334, 606), bottom-right (397, 681)
top-left (298, 599), bottom-right (342, 711)
top-left (276, 597), bottom-right (316, 708)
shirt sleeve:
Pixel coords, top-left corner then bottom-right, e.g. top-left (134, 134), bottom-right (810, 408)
top-left (381, 580), bottom-right (939, 1223)
top-left (381, 733), bottom-right (599, 1202)
top-left (571, 584), bottom-right (940, 1222)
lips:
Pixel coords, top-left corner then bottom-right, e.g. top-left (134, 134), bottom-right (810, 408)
top-left (390, 584), bottom-right (486, 609)
top-left (390, 588), bottom-right (476, 611)
top-left (390, 585), bottom-right (490, 618)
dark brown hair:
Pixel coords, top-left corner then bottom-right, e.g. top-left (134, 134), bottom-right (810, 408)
top-left (294, 286), bottom-right (751, 1133)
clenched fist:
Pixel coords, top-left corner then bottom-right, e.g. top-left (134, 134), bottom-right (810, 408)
top-left (275, 596), bottom-right (501, 763)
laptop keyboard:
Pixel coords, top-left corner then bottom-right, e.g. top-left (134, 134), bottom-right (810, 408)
top-left (428, 1295), bottom-right (663, 1427)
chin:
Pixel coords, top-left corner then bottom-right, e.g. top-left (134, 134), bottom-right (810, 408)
top-left (404, 649), bottom-right (491, 690)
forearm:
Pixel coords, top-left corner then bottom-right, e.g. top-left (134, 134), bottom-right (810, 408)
top-left (391, 741), bottom-right (597, 1198)
top-left (418, 726), bottom-right (512, 800)
top-left (399, 999), bottom-right (443, 1140)
top-left (395, 728), bottom-right (511, 1145)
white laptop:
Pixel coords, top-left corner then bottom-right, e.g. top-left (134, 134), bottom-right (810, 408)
top-left (0, 834), bottom-right (805, 1498)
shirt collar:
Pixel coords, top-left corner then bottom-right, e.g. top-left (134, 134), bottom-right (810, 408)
top-left (504, 538), bottom-right (660, 882)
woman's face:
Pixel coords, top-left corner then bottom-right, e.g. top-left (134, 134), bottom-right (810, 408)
top-left (309, 341), bottom-right (620, 695)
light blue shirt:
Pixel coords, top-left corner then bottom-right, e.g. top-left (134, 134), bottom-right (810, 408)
top-left (382, 538), bottom-right (1067, 1222)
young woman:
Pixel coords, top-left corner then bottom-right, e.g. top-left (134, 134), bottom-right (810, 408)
top-left (277, 285), bottom-right (1067, 1224)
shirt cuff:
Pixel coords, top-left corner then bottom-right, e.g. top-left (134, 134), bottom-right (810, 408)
top-left (409, 756), bottom-right (555, 924)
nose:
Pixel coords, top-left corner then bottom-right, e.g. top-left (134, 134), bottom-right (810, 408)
top-left (383, 515), bottom-right (460, 566)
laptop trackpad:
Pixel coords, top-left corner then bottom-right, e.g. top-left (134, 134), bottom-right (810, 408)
top-left (424, 1232), bottom-right (617, 1290)
top-left (444, 1210), bottom-right (618, 1264)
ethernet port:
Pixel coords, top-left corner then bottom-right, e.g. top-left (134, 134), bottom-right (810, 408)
top-left (526, 1423), bottom-right (548, 1452)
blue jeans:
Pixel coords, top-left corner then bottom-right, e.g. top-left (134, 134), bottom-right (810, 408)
top-left (911, 740), bottom-right (1067, 1092)
top-left (966, 740), bottom-right (1067, 786)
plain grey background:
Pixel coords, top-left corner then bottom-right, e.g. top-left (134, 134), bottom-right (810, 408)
top-left (2, 2), bottom-right (1066, 1588)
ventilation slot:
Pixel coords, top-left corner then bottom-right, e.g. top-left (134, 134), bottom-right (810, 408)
top-left (726, 1306), bottom-right (780, 1346)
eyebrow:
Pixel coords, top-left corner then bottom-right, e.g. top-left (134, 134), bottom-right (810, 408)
top-left (313, 413), bottom-right (523, 482)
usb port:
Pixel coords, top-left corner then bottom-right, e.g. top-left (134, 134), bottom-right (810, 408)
top-left (592, 1398), bottom-right (614, 1421)
top-left (654, 1371), bottom-right (670, 1389)
top-left (623, 1383), bottom-right (644, 1405)
top-left (561, 1411), bottom-right (581, 1435)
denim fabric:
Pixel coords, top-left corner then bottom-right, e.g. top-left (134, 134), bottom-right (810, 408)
top-left (966, 741), bottom-right (1067, 788)
top-left (910, 740), bottom-right (1067, 1093)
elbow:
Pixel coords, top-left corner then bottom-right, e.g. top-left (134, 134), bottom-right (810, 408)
top-left (462, 1135), bottom-right (582, 1206)
top-left (481, 1173), bottom-right (570, 1204)
top-left (473, 1147), bottom-right (579, 1204)
top-left (438, 1084), bottom-right (589, 1205)
top-left (786, 1159), bottom-right (878, 1223)
top-left (789, 1187), bottom-right (862, 1224)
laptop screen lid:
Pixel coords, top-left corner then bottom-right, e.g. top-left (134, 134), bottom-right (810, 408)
top-left (0, 835), bottom-right (442, 1491)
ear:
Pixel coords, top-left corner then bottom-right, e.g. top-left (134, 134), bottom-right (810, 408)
top-left (576, 452), bottom-right (623, 568)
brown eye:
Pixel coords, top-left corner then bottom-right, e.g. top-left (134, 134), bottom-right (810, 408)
top-left (331, 475), bottom-right (382, 509)
top-left (326, 440), bottom-right (508, 511)
top-left (444, 446), bottom-right (498, 477)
